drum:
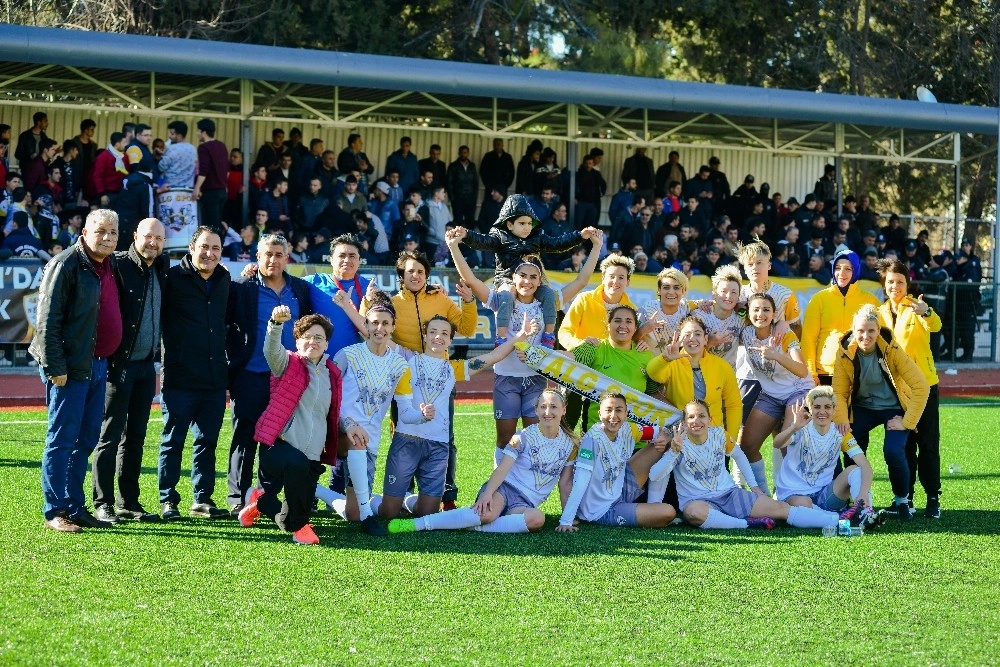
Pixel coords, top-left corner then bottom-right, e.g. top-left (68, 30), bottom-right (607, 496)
top-left (157, 188), bottom-right (199, 249)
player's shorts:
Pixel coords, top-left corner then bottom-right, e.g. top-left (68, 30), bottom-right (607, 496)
top-left (779, 482), bottom-right (847, 512)
top-left (480, 480), bottom-right (535, 515)
top-left (344, 448), bottom-right (377, 491)
top-left (493, 374), bottom-right (546, 420)
top-left (739, 379), bottom-right (762, 422)
top-left (383, 432), bottom-right (448, 498)
top-left (592, 465), bottom-right (643, 527)
top-left (752, 387), bottom-right (810, 421)
top-left (685, 486), bottom-right (758, 519)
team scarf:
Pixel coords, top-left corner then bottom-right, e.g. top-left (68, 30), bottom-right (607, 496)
top-left (106, 144), bottom-right (127, 174)
top-left (515, 343), bottom-right (682, 430)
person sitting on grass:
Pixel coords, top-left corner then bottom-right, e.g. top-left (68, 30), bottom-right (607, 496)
top-left (556, 392), bottom-right (678, 531)
top-left (237, 308), bottom-right (342, 546)
top-left (644, 314), bottom-right (742, 504)
top-left (376, 312), bottom-right (539, 521)
top-left (773, 387), bottom-right (887, 530)
top-left (389, 389), bottom-right (578, 534)
top-left (646, 399), bottom-right (840, 530)
top-left (452, 193), bottom-right (600, 349)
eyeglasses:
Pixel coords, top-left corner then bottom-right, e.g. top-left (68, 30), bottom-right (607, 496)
top-left (300, 334), bottom-right (326, 342)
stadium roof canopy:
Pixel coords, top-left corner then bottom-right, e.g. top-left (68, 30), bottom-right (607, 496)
top-left (0, 24), bottom-right (996, 167)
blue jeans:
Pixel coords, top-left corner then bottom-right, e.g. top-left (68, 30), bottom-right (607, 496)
top-left (851, 405), bottom-right (911, 499)
top-left (40, 358), bottom-right (108, 520)
top-left (158, 387), bottom-right (226, 505)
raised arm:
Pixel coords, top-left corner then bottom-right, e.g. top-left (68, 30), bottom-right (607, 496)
top-left (465, 312), bottom-right (540, 375)
top-left (559, 229), bottom-right (604, 307)
top-left (446, 228), bottom-right (491, 303)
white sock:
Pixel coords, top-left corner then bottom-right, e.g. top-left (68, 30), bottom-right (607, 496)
top-left (347, 450), bottom-right (373, 521)
top-left (402, 493), bottom-right (419, 514)
top-left (494, 447), bottom-right (504, 467)
top-left (369, 494), bottom-right (382, 516)
top-left (772, 448), bottom-right (784, 480)
top-left (315, 485), bottom-right (344, 507)
top-left (786, 505), bottom-right (838, 528)
top-left (470, 513), bottom-right (529, 533)
top-left (847, 468), bottom-right (862, 501)
top-left (330, 498), bottom-right (348, 520)
top-left (699, 509), bottom-right (748, 529)
top-left (749, 459), bottom-right (770, 495)
top-left (416, 507), bottom-right (482, 531)
top-left (646, 476), bottom-right (668, 504)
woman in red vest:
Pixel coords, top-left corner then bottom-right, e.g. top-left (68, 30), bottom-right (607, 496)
top-left (237, 306), bottom-right (342, 545)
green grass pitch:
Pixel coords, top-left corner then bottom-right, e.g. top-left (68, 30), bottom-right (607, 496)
top-left (1, 398), bottom-right (999, 666)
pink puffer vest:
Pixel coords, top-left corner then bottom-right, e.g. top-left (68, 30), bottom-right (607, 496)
top-left (254, 352), bottom-right (342, 465)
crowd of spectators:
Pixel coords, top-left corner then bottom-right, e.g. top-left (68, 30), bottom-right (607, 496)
top-left (0, 112), bottom-right (985, 360)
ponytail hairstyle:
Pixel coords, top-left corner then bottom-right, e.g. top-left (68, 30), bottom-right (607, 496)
top-left (534, 388), bottom-right (580, 446)
top-left (514, 254), bottom-right (549, 286)
top-left (366, 287), bottom-right (397, 323)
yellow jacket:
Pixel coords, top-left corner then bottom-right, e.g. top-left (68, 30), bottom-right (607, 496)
top-left (557, 287), bottom-right (637, 350)
top-left (801, 283), bottom-right (880, 378)
top-left (877, 299), bottom-right (941, 386)
top-left (647, 353), bottom-right (742, 442)
top-left (832, 329), bottom-right (930, 431)
top-left (362, 287), bottom-right (478, 353)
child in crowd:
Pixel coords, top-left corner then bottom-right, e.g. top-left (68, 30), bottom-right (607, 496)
top-left (454, 194), bottom-right (599, 348)
top-left (557, 392), bottom-right (677, 531)
top-left (389, 389), bottom-right (577, 534)
top-left (647, 400), bottom-right (839, 530)
top-left (773, 387), bottom-right (886, 529)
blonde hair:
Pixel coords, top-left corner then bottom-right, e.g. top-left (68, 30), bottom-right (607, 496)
top-left (711, 264), bottom-right (743, 292)
top-left (600, 254), bottom-right (635, 278)
top-left (853, 303), bottom-right (879, 328)
top-left (534, 388), bottom-right (580, 446)
top-left (805, 385), bottom-right (837, 410)
top-left (656, 266), bottom-right (689, 293)
top-left (736, 234), bottom-right (771, 265)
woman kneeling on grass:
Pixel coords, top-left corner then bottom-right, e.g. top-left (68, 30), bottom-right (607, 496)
top-left (377, 313), bottom-right (539, 521)
top-left (773, 386), bottom-right (887, 530)
top-left (646, 399), bottom-right (840, 530)
top-left (557, 392), bottom-right (677, 531)
top-left (389, 389), bottom-right (578, 534)
top-left (238, 308), bottom-right (342, 546)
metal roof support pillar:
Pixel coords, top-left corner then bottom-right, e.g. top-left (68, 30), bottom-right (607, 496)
top-left (835, 123), bottom-right (845, 217)
top-left (567, 103), bottom-right (579, 224)
top-left (954, 133), bottom-right (963, 251)
top-left (240, 78), bottom-right (253, 216)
